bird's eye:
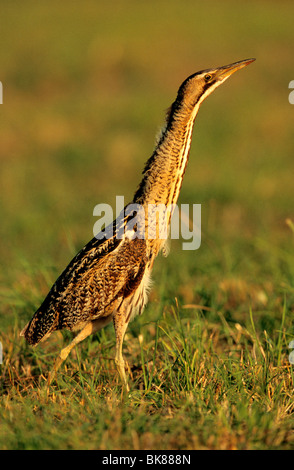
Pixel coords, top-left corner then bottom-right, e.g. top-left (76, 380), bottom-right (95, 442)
top-left (204, 74), bottom-right (212, 82)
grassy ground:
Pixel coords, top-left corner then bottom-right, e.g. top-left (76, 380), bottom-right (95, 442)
top-left (0, 1), bottom-right (294, 450)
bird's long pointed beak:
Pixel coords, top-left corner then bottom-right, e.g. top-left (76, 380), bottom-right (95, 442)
top-left (216, 58), bottom-right (255, 80)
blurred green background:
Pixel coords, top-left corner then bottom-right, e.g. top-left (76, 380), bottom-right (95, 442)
top-left (0, 1), bottom-right (294, 327)
top-left (1, 0), bottom-right (294, 451)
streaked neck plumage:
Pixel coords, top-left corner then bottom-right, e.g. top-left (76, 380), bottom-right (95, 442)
top-left (133, 97), bottom-right (201, 209)
top-left (132, 57), bottom-right (255, 209)
top-left (131, 59), bottom-right (255, 247)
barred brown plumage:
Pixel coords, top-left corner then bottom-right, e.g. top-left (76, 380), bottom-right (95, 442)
top-left (20, 59), bottom-right (255, 389)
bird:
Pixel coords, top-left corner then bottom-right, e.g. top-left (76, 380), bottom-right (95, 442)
top-left (20, 58), bottom-right (255, 390)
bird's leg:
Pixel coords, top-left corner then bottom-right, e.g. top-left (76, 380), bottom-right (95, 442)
top-left (48, 316), bottom-right (112, 385)
top-left (113, 312), bottom-right (130, 392)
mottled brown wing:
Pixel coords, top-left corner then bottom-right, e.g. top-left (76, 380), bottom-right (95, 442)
top-left (57, 236), bottom-right (147, 329)
top-left (21, 213), bottom-right (147, 345)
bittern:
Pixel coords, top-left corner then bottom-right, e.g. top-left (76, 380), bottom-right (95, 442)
top-left (20, 58), bottom-right (255, 389)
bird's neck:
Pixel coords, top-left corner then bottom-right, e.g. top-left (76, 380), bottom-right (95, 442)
top-left (133, 101), bottom-right (200, 209)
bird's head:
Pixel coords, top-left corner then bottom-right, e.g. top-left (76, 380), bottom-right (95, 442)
top-left (172, 58), bottom-right (255, 114)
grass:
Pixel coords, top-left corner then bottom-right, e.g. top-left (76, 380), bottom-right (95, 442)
top-left (1, 0), bottom-right (294, 450)
top-left (1, 297), bottom-right (293, 449)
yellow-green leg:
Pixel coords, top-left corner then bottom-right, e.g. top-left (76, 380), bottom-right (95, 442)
top-left (47, 316), bottom-right (112, 385)
top-left (113, 312), bottom-right (130, 392)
